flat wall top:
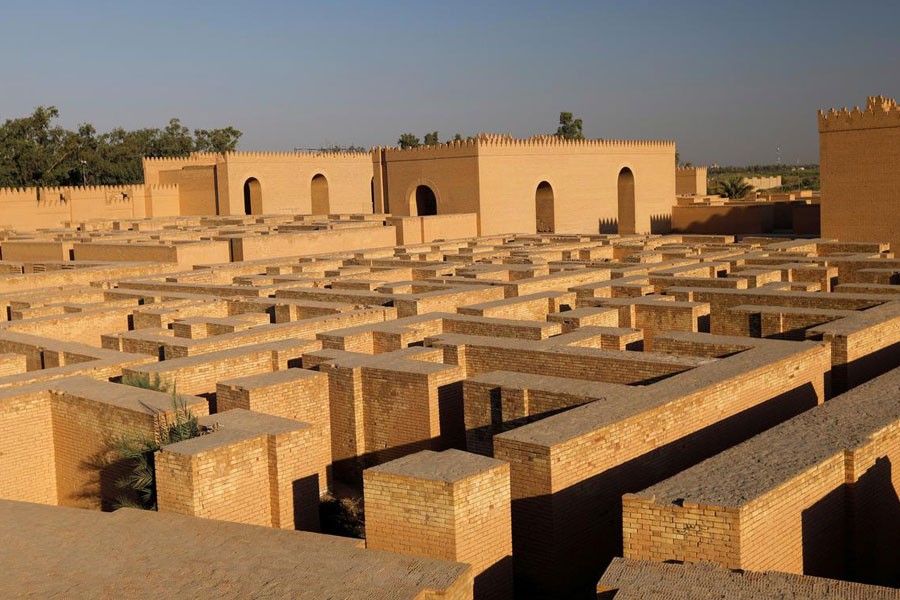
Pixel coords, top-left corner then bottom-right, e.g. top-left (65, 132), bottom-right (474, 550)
top-left (366, 449), bottom-right (507, 483)
top-left (599, 558), bottom-right (900, 599)
top-left (0, 499), bottom-right (471, 599)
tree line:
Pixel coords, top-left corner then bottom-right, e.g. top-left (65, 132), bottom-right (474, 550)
top-left (0, 106), bottom-right (242, 187)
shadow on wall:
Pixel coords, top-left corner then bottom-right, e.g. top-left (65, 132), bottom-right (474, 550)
top-left (463, 395), bottom-right (590, 458)
top-left (802, 456), bottom-right (900, 588)
top-left (475, 555), bottom-right (514, 600)
top-left (599, 218), bottom-right (618, 234)
top-left (800, 483), bottom-right (847, 580)
top-left (511, 380), bottom-right (821, 599)
top-left (672, 206), bottom-right (773, 236)
top-left (292, 473), bottom-right (322, 532)
top-left (650, 214), bottom-right (671, 234)
top-left (77, 447), bottom-right (134, 511)
top-left (672, 204), bottom-right (821, 237)
top-left (849, 456), bottom-right (900, 587)
top-left (598, 215), bottom-right (671, 235)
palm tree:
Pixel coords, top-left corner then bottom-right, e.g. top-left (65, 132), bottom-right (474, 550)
top-left (114, 382), bottom-right (202, 511)
top-left (717, 176), bottom-right (753, 200)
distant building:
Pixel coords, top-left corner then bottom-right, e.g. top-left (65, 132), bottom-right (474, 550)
top-left (742, 175), bottom-right (782, 190)
top-left (375, 134), bottom-right (675, 235)
top-left (676, 166), bottom-right (708, 195)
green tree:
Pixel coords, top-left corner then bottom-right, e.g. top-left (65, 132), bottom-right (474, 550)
top-left (717, 176), bottom-right (754, 200)
top-left (398, 133), bottom-right (420, 149)
top-left (0, 106), bottom-right (80, 186)
top-left (449, 133), bottom-right (463, 143)
top-left (194, 126), bottom-right (243, 154)
top-left (0, 107), bottom-right (243, 187)
top-left (423, 131), bottom-right (439, 146)
top-left (147, 118), bottom-right (194, 157)
top-left (555, 111), bottom-right (585, 140)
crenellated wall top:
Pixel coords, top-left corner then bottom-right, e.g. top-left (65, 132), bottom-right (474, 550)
top-left (818, 95), bottom-right (900, 132)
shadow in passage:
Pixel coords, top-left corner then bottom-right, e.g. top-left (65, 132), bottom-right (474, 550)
top-left (292, 473), bottom-right (321, 532)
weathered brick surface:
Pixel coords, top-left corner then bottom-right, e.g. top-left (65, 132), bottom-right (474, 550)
top-left (0, 499), bottom-right (475, 599)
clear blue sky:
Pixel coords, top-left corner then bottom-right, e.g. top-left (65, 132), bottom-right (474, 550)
top-left (2, 0), bottom-right (898, 165)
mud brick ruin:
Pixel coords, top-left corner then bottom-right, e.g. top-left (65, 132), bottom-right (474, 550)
top-left (0, 100), bottom-right (898, 599)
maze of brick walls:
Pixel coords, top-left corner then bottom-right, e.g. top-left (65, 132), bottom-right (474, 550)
top-left (0, 215), bottom-right (898, 599)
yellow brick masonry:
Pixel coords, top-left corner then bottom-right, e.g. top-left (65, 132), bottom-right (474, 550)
top-left (0, 378), bottom-right (208, 509)
top-left (0, 390), bottom-right (56, 504)
top-left (0, 353), bottom-right (27, 377)
top-left (364, 450), bottom-right (512, 600)
top-left (156, 409), bottom-right (329, 531)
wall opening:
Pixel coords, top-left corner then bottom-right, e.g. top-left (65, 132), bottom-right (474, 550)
top-left (414, 185), bottom-right (437, 216)
top-left (243, 178), bottom-right (261, 215)
top-left (371, 177), bottom-right (376, 213)
top-left (311, 174), bottom-right (329, 214)
top-left (535, 181), bottom-right (554, 233)
top-left (617, 167), bottom-right (636, 234)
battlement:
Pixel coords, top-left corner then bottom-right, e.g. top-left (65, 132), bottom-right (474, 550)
top-left (381, 133), bottom-right (674, 160)
top-left (145, 183), bottom-right (179, 192)
top-left (0, 187), bottom-right (36, 199)
top-left (142, 152), bottom-right (222, 164)
top-left (490, 133), bottom-right (675, 149)
top-left (223, 150), bottom-right (373, 161)
top-left (40, 184), bottom-right (139, 194)
top-left (0, 184), bottom-right (146, 200)
top-left (818, 94), bottom-right (900, 131)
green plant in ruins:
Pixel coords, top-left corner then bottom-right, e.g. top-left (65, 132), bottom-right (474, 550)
top-left (717, 175), bottom-right (754, 200)
top-left (114, 380), bottom-right (201, 510)
top-left (121, 372), bottom-right (167, 392)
